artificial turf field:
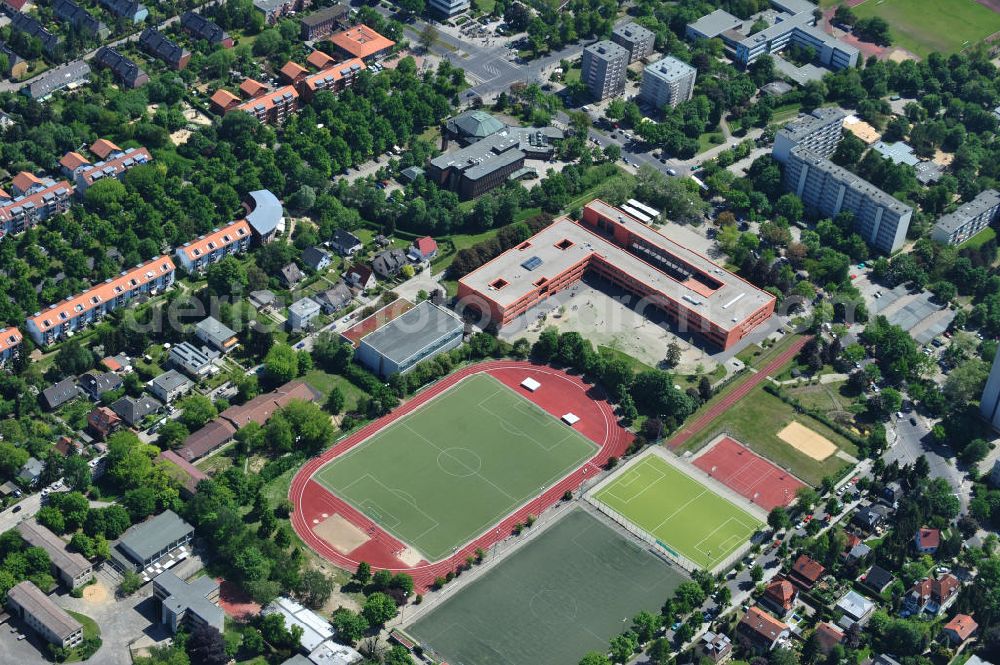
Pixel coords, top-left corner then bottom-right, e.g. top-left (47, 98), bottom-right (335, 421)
top-left (313, 373), bottom-right (598, 561)
top-left (593, 452), bottom-right (763, 571)
top-left (851, 0), bottom-right (1000, 58)
top-left (408, 508), bottom-right (685, 665)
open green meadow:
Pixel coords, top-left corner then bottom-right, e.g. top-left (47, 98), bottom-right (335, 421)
top-left (313, 373), bottom-right (598, 561)
top-left (593, 453), bottom-right (762, 570)
top-left (852, 0), bottom-right (1000, 57)
top-left (409, 508), bottom-right (686, 665)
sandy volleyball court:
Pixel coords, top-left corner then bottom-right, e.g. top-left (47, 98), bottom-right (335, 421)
top-left (777, 421), bottom-right (837, 461)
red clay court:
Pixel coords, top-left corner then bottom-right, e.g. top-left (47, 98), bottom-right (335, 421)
top-left (289, 360), bottom-right (631, 590)
top-left (693, 435), bottom-right (806, 511)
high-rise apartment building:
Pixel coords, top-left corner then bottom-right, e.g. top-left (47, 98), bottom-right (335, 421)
top-left (640, 56), bottom-right (697, 109)
top-left (581, 40), bottom-right (628, 100)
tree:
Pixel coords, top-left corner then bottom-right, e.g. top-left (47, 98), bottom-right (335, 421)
top-left (610, 631), bottom-right (639, 663)
top-left (120, 570), bottom-right (143, 596)
top-left (157, 420), bottom-right (189, 450)
top-left (362, 592), bottom-right (398, 626)
top-left (187, 625), bottom-right (228, 665)
top-left (0, 442), bottom-right (29, 479)
top-left (242, 627), bottom-right (264, 655)
top-left (299, 569), bottom-right (333, 609)
top-left (943, 358), bottom-right (989, 406)
top-left (664, 343), bottom-right (682, 368)
top-left (56, 339), bottom-right (94, 376)
top-left (768, 507), bottom-right (791, 531)
top-left (580, 653), bottom-right (612, 665)
top-left (751, 564), bottom-right (764, 582)
top-left (418, 24), bottom-right (438, 51)
top-left (325, 387), bottom-right (346, 415)
top-left (769, 647), bottom-right (798, 665)
top-left (264, 343), bottom-right (299, 385)
top-left (332, 608), bottom-right (369, 643)
top-left (833, 5), bottom-right (856, 26)
top-left (354, 561), bottom-right (372, 584)
top-left (797, 486), bottom-right (820, 510)
top-left (206, 256), bottom-right (248, 295)
top-left (632, 611), bottom-right (661, 643)
top-left (178, 394), bottom-right (217, 430)
top-left (854, 16), bottom-right (892, 45)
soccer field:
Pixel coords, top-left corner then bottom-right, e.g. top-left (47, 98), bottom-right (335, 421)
top-left (593, 452), bottom-right (762, 571)
top-left (313, 373), bottom-right (599, 561)
top-left (409, 508), bottom-right (686, 665)
top-left (852, 0), bottom-right (1000, 57)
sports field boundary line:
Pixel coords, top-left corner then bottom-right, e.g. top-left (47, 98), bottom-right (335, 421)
top-left (689, 433), bottom-right (809, 509)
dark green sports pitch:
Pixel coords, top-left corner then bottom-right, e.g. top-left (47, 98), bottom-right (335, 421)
top-left (312, 373), bottom-right (598, 561)
top-left (408, 508), bottom-right (686, 665)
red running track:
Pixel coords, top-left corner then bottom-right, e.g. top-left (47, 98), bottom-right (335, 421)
top-left (288, 360), bottom-right (632, 590)
top-left (667, 336), bottom-right (811, 450)
top-left (693, 435), bottom-right (806, 510)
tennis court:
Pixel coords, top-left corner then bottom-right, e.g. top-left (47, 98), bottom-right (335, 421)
top-left (408, 508), bottom-right (685, 665)
top-left (592, 450), bottom-right (763, 571)
top-left (693, 435), bottom-right (806, 510)
top-left (312, 373), bottom-right (599, 562)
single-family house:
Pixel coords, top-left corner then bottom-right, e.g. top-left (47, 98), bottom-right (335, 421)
top-left (737, 606), bottom-right (790, 653)
top-left (862, 565), bottom-right (895, 595)
top-left (148, 370), bottom-right (193, 404)
top-left (194, 317), bottom-right (239, 353)
top-left (835, 590), bottom-right (875, 629)
top-left (315, 282), bottom-right (352, 314)
top-left (280, 262), bottom-right (304, 288)
top-left (288, 298), bottom-right (321, 331)
top-left (79, 370), bottom-right (124, 400)
top-left (110, 394), bottom-right (162, 428)
top-left (883, 481), bottom-right (902, 504)
top-left (905, 574), bottom-right (961, 616)
top-left (789, 554), bottom-right (825, 590)
top-left (302, 246), bottom-right (332, 272)
top-left (814, 622), bottom-right (845, 654)
top-left (698, 631), bottom-right (733, 664)
top-left (42, 378), bottom-right (82, 410)
top-left (250, 290), bottom-right (277, 311)
top-left (761, 579), bottom-right (798, 618)
top-left (344, 263), bottom-right (375, 290)
top-left (330, 229), bottom-right (362, 256)
top-left (371, 248), bottom-right (407, 278)
top-left (941, 614), bottom-right (977, 646)
top-left (88, 406), bottom-right (122, 439)
top-left (169, 342), bottom-right (220, 378)
top-left (18, 457), bottom-right (44, 486)
top-left (408, 236), bottom-right (438, 262)
top-left (915, 527), bottom-right (941, 554)
top-left (853, 504), bottom-right (890, 531)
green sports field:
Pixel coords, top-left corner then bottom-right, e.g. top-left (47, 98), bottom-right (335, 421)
top-left (851, 0), bottom-right (1000, 58)
top-left (409, 508), bottom-right (686, 665)
top-left (313, 373), bottom-right (598, 561)
top-left (593, 453), bottom-right (762, 570)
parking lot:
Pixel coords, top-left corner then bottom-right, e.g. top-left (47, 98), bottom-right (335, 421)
top-left (854, 274), bottom-right (955, 345)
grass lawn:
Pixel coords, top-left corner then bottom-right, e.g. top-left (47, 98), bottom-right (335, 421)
top-left (852, 0), bottom-right (1000, 57)
top-left (301, 369), bottom-right (368, 411)
top-left (680, 384), bottom-right (856, 486)
top-left (597, 345), bottom-right (656, 374)
top-left (409, 508), bottom-right (685, 665)
top-left (960, 226), bottom-right (997, 250)
top-left (593, 451), bottom-right (762, 570)
top-left (473, 0), bottom-right (495, 13)
top-left (64, 610), bottom-right (100, 663)
top-left (697, 131), bottom-right (726, 154)
top-left (313, 373), bottom-right (598, 561)
top-left (786, 380), bottom-right (852, 414)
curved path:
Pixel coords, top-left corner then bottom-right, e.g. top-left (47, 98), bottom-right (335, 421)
top-left (289, 360), bottom-right (632, 589)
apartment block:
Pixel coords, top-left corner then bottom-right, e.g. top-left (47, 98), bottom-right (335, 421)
top-left (139, 28), bottom-right (191, 70)
top-left (299, 58), bottom-right (365, 100)
top-left (180, 11), bottom-right (233, 47)
top-left (174, 220), bottom-right (252, 273)
top-left (26, 256), bottom-right (175, 346)
top-left (0, 327), bottom-right (22, 365)
top-left (581, 40), bottom-right (628, 100)
top-left (234, 85), bottom-right (300, 124)
top-left (299, 3), bottom-right (350, 39)
top-left (932, 189), bottom-right (1000, 245)
top-left (0, 175), bottom-right (74, 238)
top-left (773, 107), bottom-right (846, 163)
top-left (982, 344), bottom-right (1000, 431)
top-left (94, 46), bottom-right (149, 88)
top-left (611, 22), bottom-right (655, 63)
top-left (640, 56), bottom-right (697, 109)
top-left (53, 0), bottom-right (109, 39)
top-left (457, 200), bottom-right (775, 349)
top-left (784, 146), bottom-right (912, 254)
top-left (62, 145), bottom-right (153, 195)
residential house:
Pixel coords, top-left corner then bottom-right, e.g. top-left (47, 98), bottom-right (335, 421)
top-left (148, 370), bottom-right (193, 404)
top-left (789, 554), bottom-right (825, 590)
top-left (18, 457), bottom-right (44, 486)
top-left (905, 574), bottom-right (961, 616)
top-left (0, 327), bottom-right (22, 365)
top-left (761, 579), bottom-right (798, 618)
top-left (209, 89), bottom-right (240, 114)
top-left (174, 220), bottom-right (252, 273)
top-left (845, 541), bottom-right (872, 564)
top-left (941, 614), bottom-right (977, 646)
top-left (0, 175), bottom-right (74, 238)
top-left (90, 138), bottom-right (121, 159)
top-left (883, 481), bottom-right (902, 504)
top-left (52, 0), bottom-right (109, 39)
top-left (169, 342), bottom-right (220, 378)
top-left (152, 571), bottom-right (224, 634)
top-left (853, 504), bottom-right (890, 531)
top-left (737, 606), bottom-right (790, 653)
top-left (139, 28), bottom-right (191, 70)
top-left (371, 248), bottom-right (407, 279)
top-left (315, 282), bottom-right (352, 314)
top-left (302, 246), bottom-right (332, 272)
top-left (408, 236), bottom-right (438, 262)
top-left (329, 24), bottom-right (395, 63)
top-left (0, 41), bottom-right (28, 79)
top-left (98, 0), bottom-right (148, 22)
top-left (299, 3), bottom-right (350, 39)
top-left (698, 631), bottom-right (733, 664)
top-left (17, 520), bottom-right (93, 588)
top-left (288, 297), bottom-right (321, 331)
top-left (244, 189), bottom-right (284, 243)
top-left (861, 565), bottom-right (895, 595)
top-left (68, 146), bottom-right (153, 195)
top-left (79, 370), bottom-right (123, 400)
top-left (88, 405), bottom-right (122, 439)
top-left (101, 353), bottom-right (131, 373)
top-left (279, 60), bottom-right (309, 84)
top-left (54, 437), bottom-right (82, 457)
top-left (307, 49), bottom-right (336, 69)
top-left (26, 256), bottom-right (175, 346)
top-left (814, 622), bottom-right (845, 654)
top-left (94, 47), bottom-right (149, 88)
top-left (110, 394), bottom-right (162, 428)
top-left (41, 378), bottom-right (82, 410)
top-left (252, 0), bottom-right (311, 24)
top-left (6, 581), bottom-right (83, 648)
top-left (11, 14), bottom-right (60, 56)
top-left (179, 11), bottom-right (233, 48)
top-left (194, 317), bottom-right (238, 353)
top-left (229, 84), bottom-right (300, 124)
top-left (344, 263), bottom-right (375, 290)
top-left (330, 229), bottom-right (362, 256)
top-left (249, 290), bottom-right (277, 311)
top-left (297, 58), bottom-right (365, 100)
top-left (835, 590), bottom-right (875, 629)
top-left (915, 527), bottom-right (941, 554)
top-left (280, 262), bottom-right (304, 287)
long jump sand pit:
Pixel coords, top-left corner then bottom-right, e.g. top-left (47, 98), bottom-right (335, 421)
top-left (314, 513), bottom-right (370, 554)
top-left (777, 421), bottom-right (836, 461)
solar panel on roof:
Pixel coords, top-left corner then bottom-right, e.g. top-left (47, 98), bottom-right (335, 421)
top-left (521, 256), bottom-right (542, 271)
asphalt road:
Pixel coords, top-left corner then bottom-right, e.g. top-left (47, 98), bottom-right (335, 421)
top-left (885, 412), bottom-right (972, 512)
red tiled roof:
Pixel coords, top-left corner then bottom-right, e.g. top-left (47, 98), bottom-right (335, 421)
top-left (4, 0), bottom-right (28, 11)
top-left (59, 151), bottom-right (91, 171)
top-left (90, 138), bottom-right (121, 160)
top-left (416, 236), bottom-right (437, 254)
top-left (279, 60), bottom-right (309, 82)
top-left (210, 89), bottom-right (240, 112)
top-left (740, 606), bottom-right (788, 642)
top-left (0, 180), bottom-right (74, 223)
top-left (307, 49), bottom-right (336, 68)
top-left (765, 580), bottom-right (797, 610)
top-left (28, 256), bottom-right (175, 333)
top-left (234, 85), bottom-right (299, 115)
top-left (0, 327), bottom-right (22, 354)
top-left (80, 147), bottom-right (153, 186)
top-left (329, 24), bottom-right (395, 60)
top-left (157, 449), bottom-right (208, 495)
top-left (791, 554), bottom-right (826, 583)
top-left (239, 78), bottom-right (268, 98)
top-left (302, 58), bottom-right (365, 92)
top-left (917, 527), bottom-right (940, 549)
top-left (102, 356), bottom-right (123, 372)
top-left (944, 614), bottom-right (977, 641)
top-left (814, 622), bottom-right (844, 653)
top-left (176, 220), bottom-right (251, 262)
top-left (219, 380), bottom-right (321, 428)
top-left (11, 171), bottom-right (42, 194)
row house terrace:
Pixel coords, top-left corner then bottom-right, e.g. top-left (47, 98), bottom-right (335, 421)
top-left (26, 256), bottom-right (175, 345)
top-left (174, 220), bottom-right (252, 273)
